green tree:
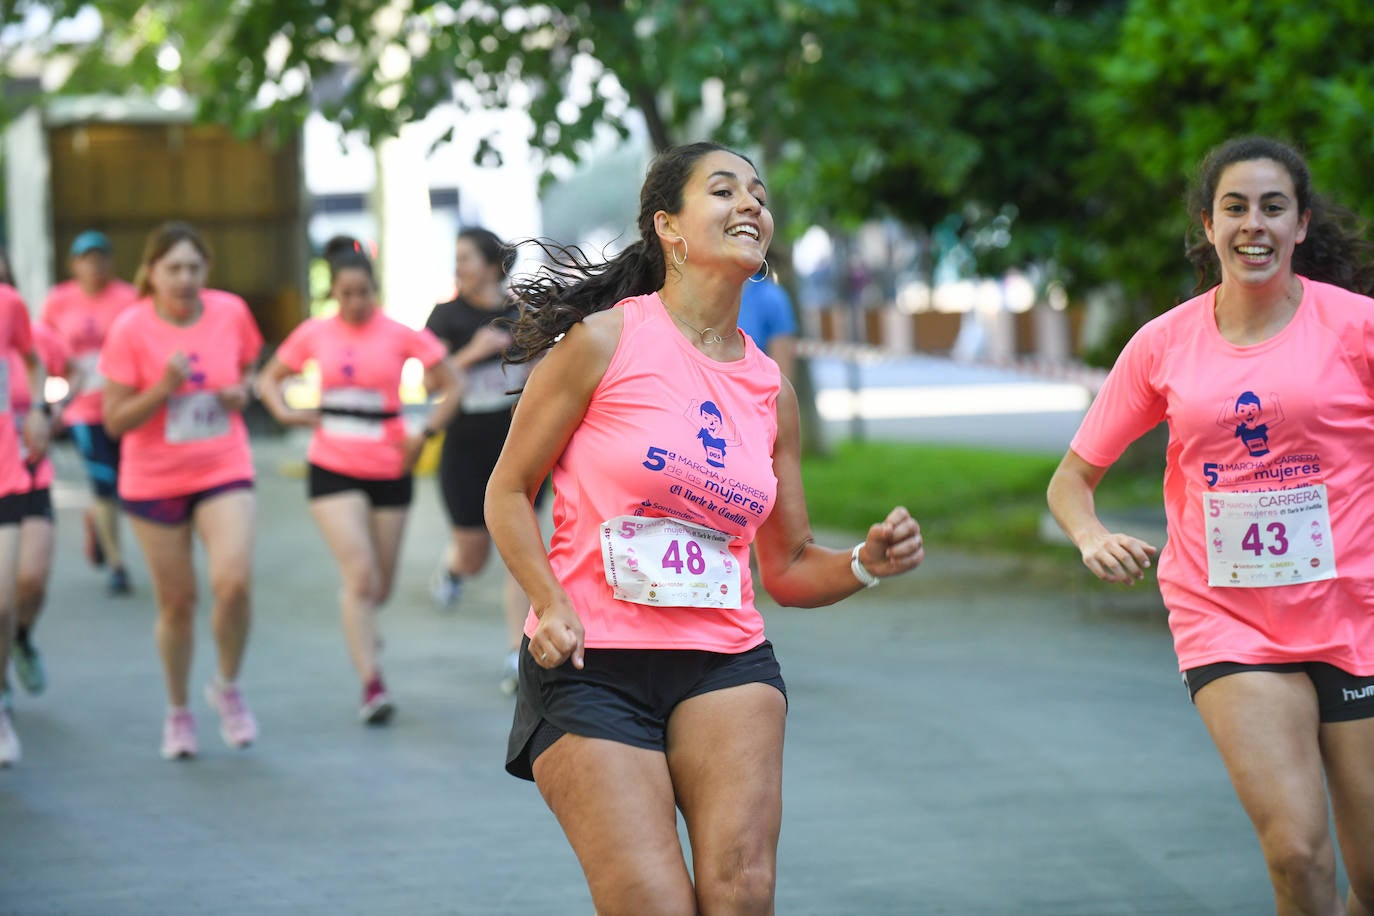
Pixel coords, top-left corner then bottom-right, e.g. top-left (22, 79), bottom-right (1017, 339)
top-left (1078, 0), bottom-right (1374, 337)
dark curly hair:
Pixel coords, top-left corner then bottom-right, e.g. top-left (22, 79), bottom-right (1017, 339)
top-left (507, 142), bottom-right (754, 362)
top-left (1184, 136), bottom-right (1374, 295)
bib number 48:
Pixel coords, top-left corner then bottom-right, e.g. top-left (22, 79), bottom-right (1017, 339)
top-left (661, 539), bottom-right (706, 575)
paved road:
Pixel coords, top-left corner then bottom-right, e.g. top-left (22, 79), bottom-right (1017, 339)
top-left (0, 433), bottom-right (1282, 915)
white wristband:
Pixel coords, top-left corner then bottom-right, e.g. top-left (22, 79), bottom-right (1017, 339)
top-left (850, 544), bottom-right (880, 588)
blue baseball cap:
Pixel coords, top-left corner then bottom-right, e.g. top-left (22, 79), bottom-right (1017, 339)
top-left (70, 230), bottom-right (112, 256)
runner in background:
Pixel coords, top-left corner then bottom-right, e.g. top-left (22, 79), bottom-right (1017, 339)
top-left (1048, 136), bottom-right (1374, 914)
top-left (424, 227), bottom-right (540, 694)
top-left (101, 222), bottom-right (264, 761)
top-left (3, 323), bottom-right (70, 706)
top-left (738, 272), bottom-right (798, 383)
top-left (257, 250), bottom-right (461, 724)
top-left (0, 264), bottom-right (52, 765)
top-left (40, 230), bottom-right (138, 596)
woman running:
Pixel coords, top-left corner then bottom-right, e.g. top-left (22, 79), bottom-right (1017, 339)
top-left (424, 227), bottom-right (540, 693)
top-left (40, 230), bottom-right (138, 595)
top-left (0, 265), bottom-right (51, 766)
top-left (101, 222), bottom-right (264, 761)
top-left (4, 322), bottom-right (70, 703)
top-left (1048, 136), bottom-right (1374, 915)
top-left (257, 250), bottom-right (460, 723)
top-left (486, 142), bottom-right (924, 913)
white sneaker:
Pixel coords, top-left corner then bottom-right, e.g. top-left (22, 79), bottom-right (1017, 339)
top-left (500, 650), bottom-right (519, 696)
top-left (0, 708), bottom-right (21, 766)
top-left (429, 565), bottom-right (463, 609)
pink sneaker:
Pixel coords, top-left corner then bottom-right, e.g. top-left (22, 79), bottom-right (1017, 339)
top-left (0, 708), bottom-right (21, 766)
top-left (205, 682), bottom-right (258, 749)
top-left (160, 708), bottom-right (198, 760)
top-left (359, 676), bottom-right (394, 726)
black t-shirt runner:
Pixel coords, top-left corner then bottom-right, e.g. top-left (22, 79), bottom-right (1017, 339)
top-left (424, 295), bottom-right (527, 419)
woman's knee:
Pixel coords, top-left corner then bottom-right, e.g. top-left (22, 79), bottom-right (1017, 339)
top-left (340, 565), bottom-right (384, 606)
top-left (209, 571), bottom-right (251, 610)
top-left (150, 572), bottom-right (198, 618)
top-left (372, 577), bottom-right (394, 607)
top-left (157, 593), bottom-right (197, 626)
top-left (1258, 826), bottom-right (1335, 892)
top-left (695, 844), bottom-right (777, 915)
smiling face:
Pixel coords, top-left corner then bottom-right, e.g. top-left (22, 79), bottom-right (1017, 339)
top-left (657, 150), bottom-right (774, 279)
top-left (1203, 158), bottom-right (1310, 290)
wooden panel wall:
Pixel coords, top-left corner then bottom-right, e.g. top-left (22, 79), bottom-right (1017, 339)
top-left (48, 122), bottom-right (305, 343)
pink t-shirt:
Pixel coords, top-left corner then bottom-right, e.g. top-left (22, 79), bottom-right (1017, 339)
top-left (99, 290), bottom-right (264, 500)
top-left (274, 312), bottom-right (446, 480)
top-left (11, 324), bottom-right (70, 492)
top-left (530, 292), bottom-right (782, 652)
top-left (1071, 277), bottom-right (1374, 675)
top-left (40, 278), bottom-right (138, 426)
top-left (0, 285), bottom-right (35, 499)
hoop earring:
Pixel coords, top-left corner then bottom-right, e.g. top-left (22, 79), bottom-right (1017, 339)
top-left (671, 236), bottom-right (688, 267)
top-left (748, 259), bottom-right (770, 283)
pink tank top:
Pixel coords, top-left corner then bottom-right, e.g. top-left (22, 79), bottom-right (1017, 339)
top-left (530, 292), bottom-right (782, 652)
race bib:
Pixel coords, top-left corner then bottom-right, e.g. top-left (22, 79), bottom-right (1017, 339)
top-left (600, 515), bottom-right (741, 609)
top-left (320, 387), bottom-right (387, 440)
top-left (0, 359), bottom-right (9, 415)
top-left (165, 390), bottom-right (230, 444)
top-left (461, 361), bottom-right (522, 413)
top-left (74, 352), bottom-right (104, 394)
top-left (1204, 485), bottom-right (1337, 588)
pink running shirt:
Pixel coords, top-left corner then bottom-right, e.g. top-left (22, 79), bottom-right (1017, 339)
top-left (0, 285), bottom-right (35, 499)
top-left (1071, 277), bottom-right (1374, 675)
top-left (10, 324), bottom-right (70, 492)
top-left (531, 292), bottom-right (782, 652)
top-left (99, 290), bottom-right (264, 500)
top-left (274, 312), bottom-right (447, 480)
top-left (40, 278), bottom-right (138, 427)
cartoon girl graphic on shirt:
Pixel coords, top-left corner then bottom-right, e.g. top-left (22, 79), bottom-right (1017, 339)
top-left (685, 399), bottom-right (739, 468)
top-left (1217, 390), bottom-right (1284, 457)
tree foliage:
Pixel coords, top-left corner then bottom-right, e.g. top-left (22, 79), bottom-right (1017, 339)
top-left (1077, 0), bottom-right (1374, 314)
top-left (7, 0), bottom-right (1374, 350)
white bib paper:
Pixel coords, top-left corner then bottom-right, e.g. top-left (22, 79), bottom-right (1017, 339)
top-left (1204, 485), bottom-right (1337, 588)
top-left (74, 352), bottom-right (104, 394)
top-left (320, 387), bottom-right (387, 440)
top-left (600, 515), bottom-right (741, 609)
top-left (461, 361), bottom-right (522, 413)
top-left (165, 390), bottom-right (230, 444)
top-left (0, 359), bottom-right (10, 415)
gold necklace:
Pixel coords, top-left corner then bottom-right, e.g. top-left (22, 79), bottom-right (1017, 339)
top-left (661, 296), bottom-right (729, 345)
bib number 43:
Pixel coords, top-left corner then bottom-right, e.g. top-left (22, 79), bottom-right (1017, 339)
top-left (1241, 522), bottom-right (1288, 557)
